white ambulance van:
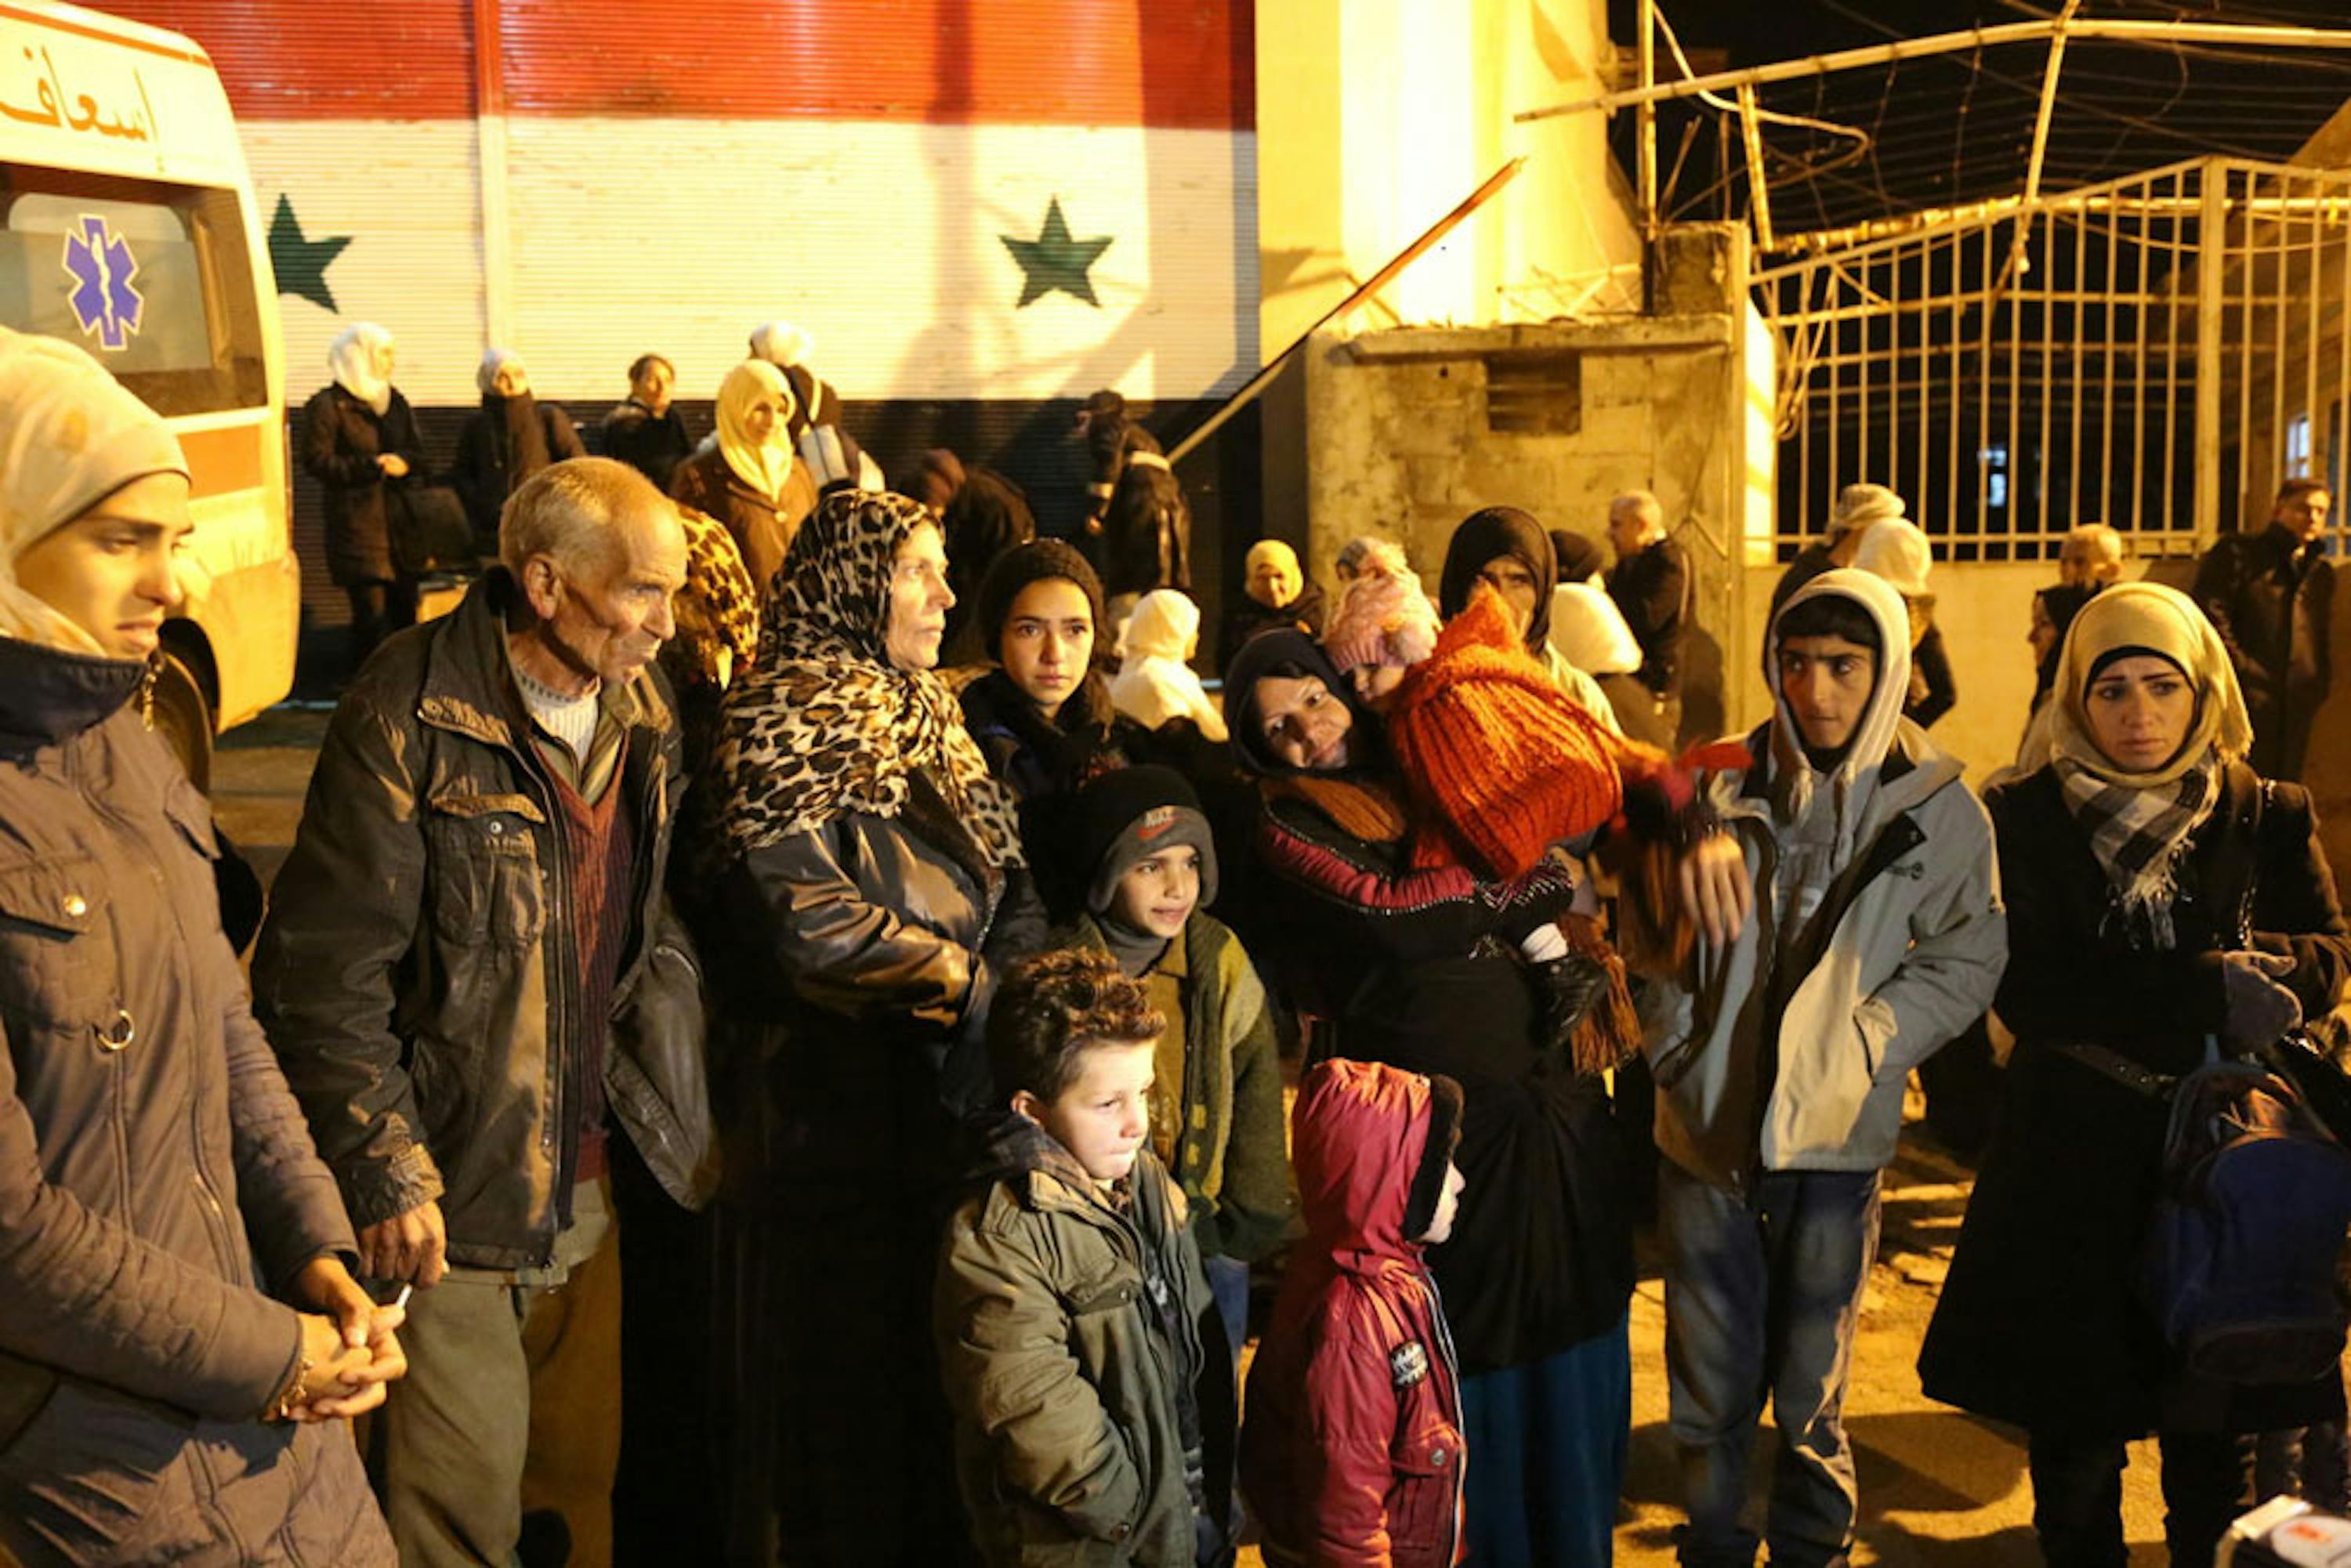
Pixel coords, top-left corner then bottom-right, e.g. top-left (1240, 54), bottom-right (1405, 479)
top-left (0, 0), bottom-right (295, 788)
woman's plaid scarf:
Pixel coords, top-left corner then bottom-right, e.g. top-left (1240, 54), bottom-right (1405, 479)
top-left (2053, 751), bottom-right (2219, 949)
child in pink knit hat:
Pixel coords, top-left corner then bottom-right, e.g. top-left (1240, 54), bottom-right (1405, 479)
top-left (1321, 542), bottom-right (1440, 704)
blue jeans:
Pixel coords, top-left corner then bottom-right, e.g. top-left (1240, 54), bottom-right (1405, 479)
top-left (1658, 1164), bottom-right (1882, 1568)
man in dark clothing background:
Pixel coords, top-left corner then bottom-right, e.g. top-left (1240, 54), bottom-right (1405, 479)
top-left (255, 458), bottom-right (718, 1567)
top-left (2193, 476), bottom-right (2335, 780)
top-left (1607, 488), bottom-right (1690, 744)
top-left (600, 353), bottom-right (693, 493)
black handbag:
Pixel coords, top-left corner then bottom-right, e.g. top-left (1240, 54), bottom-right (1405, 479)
top-left (386, 480), bottom-right (476, 578)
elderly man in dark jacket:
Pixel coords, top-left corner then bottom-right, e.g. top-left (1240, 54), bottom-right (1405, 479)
top-left (254, 458), bottom-right (717, 1568)
top-left (2193, 477), bottom-right (2336, 781)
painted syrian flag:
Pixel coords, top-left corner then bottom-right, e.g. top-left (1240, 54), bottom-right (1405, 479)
top-left (110, 0), bottom-right (1259, 410)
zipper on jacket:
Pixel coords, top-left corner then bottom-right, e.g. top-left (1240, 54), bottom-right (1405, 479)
top-left (74, 743), bottom-right (247, 1284)
top-left (1421, 1266), bottom-right (1468, 1567)
top-left (1747, 809), bottom-right (1929, 1191)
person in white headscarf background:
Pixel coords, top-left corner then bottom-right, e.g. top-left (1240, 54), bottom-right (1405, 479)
top-left (1110, 586), bottom-right (1228, 743)
top-left (748, 320), bottom-right (882, 491)
top-left (451, 348), bottom-right (587, 549)
top-left (1550, 527), bottom-right (1673, 748)
top-left (1850, 516), bottom-right (1957, 728)
top-left (1920, 582), bottom-right (2351, 1568)
top-left (668, 358), bottom-right (818, 594)
top-left (0, 328), bottom-right (407, 1566)
top-left (299, 321), bottom-right (426, 664)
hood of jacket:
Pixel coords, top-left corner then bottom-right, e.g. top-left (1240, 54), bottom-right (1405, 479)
top-left (1291, 1058), bottom-right (1433, 1271)
top-left (960, 1106), bottom-right (1110, 1208)
top-left (1121, 588), bottom-right (1199, 662)
top-left (1756, 568), bottom-right (1928, 866)
top-left (0, 637), bottom-right (146, 754)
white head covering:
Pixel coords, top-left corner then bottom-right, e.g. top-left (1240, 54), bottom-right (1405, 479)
top-left (476, 347), bottom-right (527, 397)
top-left (0, 328), bottom-right (187, 654)
top-left (1548, 581), bottom-right (1643, 676)
top-left (1828, 482), bottom-right (1905, 538)
top-left (328, 323), bottom-right (395, 417)
top-left (1849, 517), bottom-right (1933, 598)
top-left (1766, 568), bottom-right (1915, 871)
top-left (716, 360), bottom-right (796, 502)
top-left (748, 321), bottom-right (813, 368)
top-left (1110, 589), bottom-right (1227, 741)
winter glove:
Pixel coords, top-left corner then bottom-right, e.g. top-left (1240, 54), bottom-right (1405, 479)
top-left (2219, 949), bottom-right (2302, 1053)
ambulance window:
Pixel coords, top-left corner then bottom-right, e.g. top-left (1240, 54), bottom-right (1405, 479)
top-left (0, 168), bottom-right (266, 416)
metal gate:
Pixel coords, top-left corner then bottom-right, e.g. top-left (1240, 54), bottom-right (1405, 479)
top-left (1756, 156), bottom-right (2351, 560)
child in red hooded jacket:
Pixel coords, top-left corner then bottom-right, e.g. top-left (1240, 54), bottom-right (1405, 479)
top-left (1241, 1059), bottom-right (1469, 1567)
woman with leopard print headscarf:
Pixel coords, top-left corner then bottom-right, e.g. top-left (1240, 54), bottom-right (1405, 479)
top-left (697, 488), bottom-right (1045, 1565)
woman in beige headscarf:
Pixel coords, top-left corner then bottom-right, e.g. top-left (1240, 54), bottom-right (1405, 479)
top-left (0, 328), bottom-right (405, 1563)
top-left (668, 358), bottom-right (817, 592)
top-left (1922, 581), bottom-right (2351, 1567)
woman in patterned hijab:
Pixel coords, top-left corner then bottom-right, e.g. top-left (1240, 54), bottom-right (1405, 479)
top-left (698, 488), bottom-right (1043, 1566)
top-left (705, 487), bottom-right (1025, 867)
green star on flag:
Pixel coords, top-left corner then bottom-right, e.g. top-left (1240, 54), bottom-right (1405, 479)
top-left (268, 194), bottom-right (353, 313)
top-left (1001, 197), bottom-right (1113, 309)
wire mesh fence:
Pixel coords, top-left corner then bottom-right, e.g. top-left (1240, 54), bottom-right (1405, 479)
top-left (1757, 157), bottom-right (2351, 561)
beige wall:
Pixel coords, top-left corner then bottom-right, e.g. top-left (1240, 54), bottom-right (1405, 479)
top-left (1253, 0), bottom-right (1642, 575)
top-left (1256, 0), bottom-right (1637, 352)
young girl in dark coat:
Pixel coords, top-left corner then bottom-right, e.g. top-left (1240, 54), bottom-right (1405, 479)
top-left (1919, 581), bottom-right (2351, 1568)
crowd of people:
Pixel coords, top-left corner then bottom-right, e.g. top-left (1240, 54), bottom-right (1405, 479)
top-left (2, 310), bottom-right (2348, 1568)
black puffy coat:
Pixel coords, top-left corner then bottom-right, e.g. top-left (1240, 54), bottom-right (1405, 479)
top-left (298, 383), bottom-right (426, 586)
top-left (1919, 762), bottom-right (2351, 1438)
top-left (0, 639), bottom-right (390, 1566)
top-left (600, 400), bottom-right (693, 492)
top-left (2193, 523), bottom-right (2336, 780)
top-left (450, 393), bottom-right (587, 543)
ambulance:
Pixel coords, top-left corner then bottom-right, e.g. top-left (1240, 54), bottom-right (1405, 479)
top-left (0, 0), bottom-right (295, 788)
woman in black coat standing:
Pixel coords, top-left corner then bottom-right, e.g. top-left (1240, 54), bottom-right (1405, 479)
top-left (449, 349), bottom-right (586, 550)
top-left (298, 322), bottom-right (426, 664)
top-left (1919, 581), bottom-right (2351, 1567)
top-left (699, 489), bottom-right (1045, 1565)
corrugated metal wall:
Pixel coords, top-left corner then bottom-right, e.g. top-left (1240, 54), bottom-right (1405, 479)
top-left (103, 0), bottom-right (1260, 668)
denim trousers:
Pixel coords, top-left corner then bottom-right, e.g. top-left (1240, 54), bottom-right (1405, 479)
top-left (1658, 1163), bottom-right (1882, 1568)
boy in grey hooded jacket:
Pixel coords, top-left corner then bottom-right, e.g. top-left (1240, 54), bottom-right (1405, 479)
top-left (1641, 569), bottom-right (2005, 1567)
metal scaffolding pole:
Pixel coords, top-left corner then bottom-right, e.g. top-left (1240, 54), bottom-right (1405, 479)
top-left (1518, 17), bottom-right (2351, 124)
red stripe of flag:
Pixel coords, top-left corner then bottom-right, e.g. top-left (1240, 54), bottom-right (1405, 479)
top-left (103, 0), bottom-right (1252, 129)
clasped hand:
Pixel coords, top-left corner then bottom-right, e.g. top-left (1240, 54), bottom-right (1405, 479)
top-left (282, 1255), bottom-right (409, 1422)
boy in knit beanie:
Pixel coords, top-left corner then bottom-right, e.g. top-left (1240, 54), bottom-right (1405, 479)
top-left (1241, 1058), bottom-right (1469, 1568)
top-left (1049, 766), bottom-right (1295, 1358)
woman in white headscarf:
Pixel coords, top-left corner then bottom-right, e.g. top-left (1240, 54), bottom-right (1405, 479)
top-left (299, 322), bottom-right (426, 663)
top-left (668, 358), bottom-right (817, 592)
top-left (1921, 582), bottom-right (2351, 1567)
top-left (449, 348), bottom-right (585, 548)
top-left (0, 328), bottom-right (405, 1564)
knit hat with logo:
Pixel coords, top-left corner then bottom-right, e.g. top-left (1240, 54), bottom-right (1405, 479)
top-left (1386, 585), bottom-right (1625, 878)
top-left (1070, 765), bottom-right (1220, 914)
